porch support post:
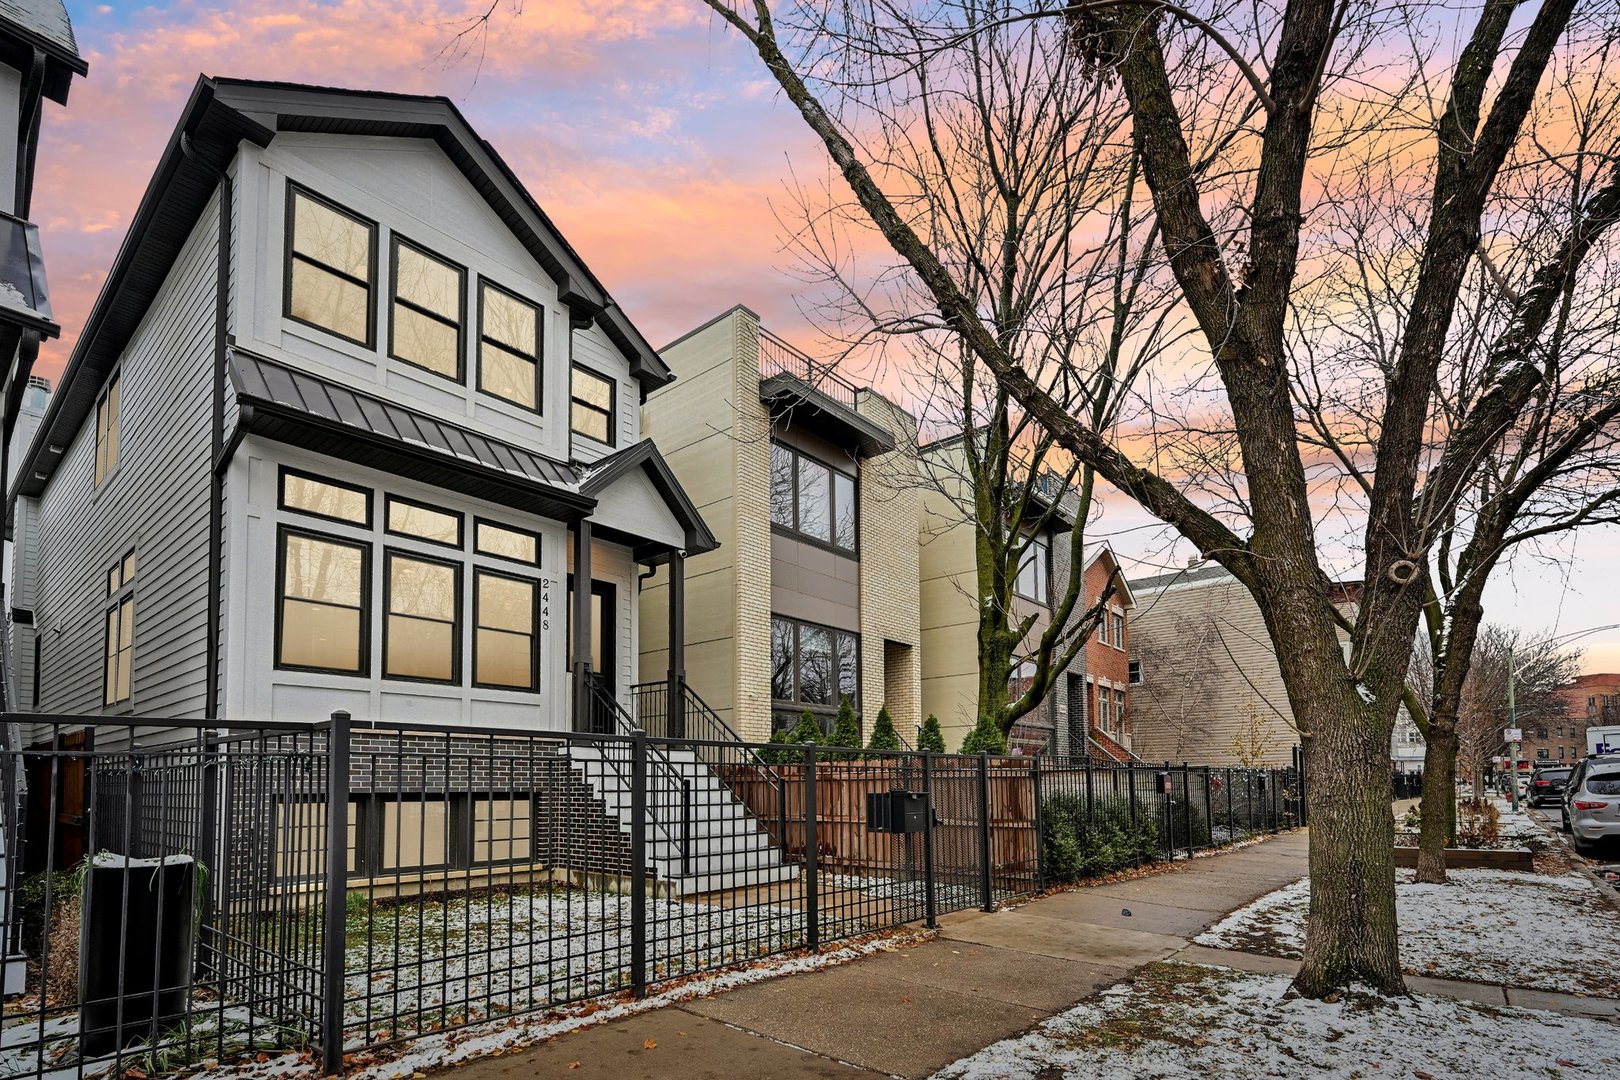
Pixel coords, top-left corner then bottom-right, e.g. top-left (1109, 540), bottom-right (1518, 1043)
top-left (666, 549), bottom-right (686, 739)
top-left (572, 519), bottom-right (593, 733)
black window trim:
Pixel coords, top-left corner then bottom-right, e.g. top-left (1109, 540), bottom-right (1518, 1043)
top-left (384, 493), bottom-right (465, 550)
top-left (769, 440), bottom-right (859, 556)
top-left (570, 363), bottom-right (618, 448)
top-left (472, 565), bottom-right (542, 693)
top-left (274, 523), bottom-right (373, 678)
top-left (278, 465), bottom-right (375, 529)
top-left (387, 232), bottom-right (467, 384)
top-left (473, 517), bottom-right (543, 567)
top-left (1012, 531), bottom-right (1051, 606)
top-left (476, 278), bottom-right (544, 414)
top-left (283, 181), bottom-right (379, 350)
top-left (381, 546), bottom-right (464, 686)
top-left (770, 612), bottom-right (860, 717)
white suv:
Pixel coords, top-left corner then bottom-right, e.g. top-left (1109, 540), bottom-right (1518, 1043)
top-left (1562, 754), bottom-right (1620, 856)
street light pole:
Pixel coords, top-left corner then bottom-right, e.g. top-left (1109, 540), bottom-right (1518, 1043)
top-left (1508, 645), bottom-right (1519, 811)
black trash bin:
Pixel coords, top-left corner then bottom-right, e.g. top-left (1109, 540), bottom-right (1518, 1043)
top-left (79, 854), bottom-right (198, 1057)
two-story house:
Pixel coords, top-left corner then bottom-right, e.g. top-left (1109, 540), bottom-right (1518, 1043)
top-left (638, 306), bottom-right (921, 742)
top-left (7, 78), bottom-right (717, 744)
top-left (916, 439), bottom-right (1135, 756)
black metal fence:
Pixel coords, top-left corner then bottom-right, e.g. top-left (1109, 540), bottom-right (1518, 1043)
top-left (0, 713), bottom-right (1302, 1079)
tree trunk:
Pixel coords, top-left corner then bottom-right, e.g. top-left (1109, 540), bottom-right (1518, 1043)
top-left (1295, 703), bottom-right (1406, 996)
top-left (1414, 726), bottom-right (1457, 883)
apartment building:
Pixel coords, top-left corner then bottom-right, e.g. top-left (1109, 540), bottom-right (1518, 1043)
top-left (1128, 561), bottom-right (1350, 767)
top-left (639, 306), bottom-right (921, 742)
top-left (915, 441), bottom-right (1135, 757)
top-left (1543, 672), bottom-right (1620, 763)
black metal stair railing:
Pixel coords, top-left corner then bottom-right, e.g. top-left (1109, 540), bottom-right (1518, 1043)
top-left (586, 680), bottom-right (693, 878)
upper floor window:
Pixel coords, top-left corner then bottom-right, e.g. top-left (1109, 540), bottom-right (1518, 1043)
top-left (770, 614), bottom-right (858, 711)
top-left (571, 365), bottom-right (616, 445)
top-left (1128, 658), bottom-right (1143, 685)
top-left (389, 237), bottom-right (465, 381)
top-left (286, 185), bottom-right (376, 347)
top-left (478, 282), bottom-right (541, 411)
top-left (1014, 534), bottom-right (1050, 605)
top-left (1111, 610), bottom-right (1125, 648)
top-left (770, 442), bottom-right (856, 553)
top-left (1008, 658), bottom-right (1036, 701)
top-left (94, 372), bottom-right (120, 485)
top-left (104, 550), bottom-right (136, 706)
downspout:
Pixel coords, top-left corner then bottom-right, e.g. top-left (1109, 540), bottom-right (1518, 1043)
top-left (181, 133), bottom-right (229, 720)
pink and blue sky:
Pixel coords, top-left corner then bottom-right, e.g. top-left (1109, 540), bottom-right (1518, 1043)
top-left (33, 1), bottom-right (1620, 673)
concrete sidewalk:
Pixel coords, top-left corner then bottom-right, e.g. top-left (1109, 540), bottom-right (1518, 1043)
top-left (455, 833), bottom-right (1312, 1079)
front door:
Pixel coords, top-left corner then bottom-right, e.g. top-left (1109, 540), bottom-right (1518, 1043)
top-left (568, 578), bottom-right (617, 734)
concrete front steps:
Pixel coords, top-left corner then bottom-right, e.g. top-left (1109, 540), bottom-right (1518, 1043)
top-left (566, 745), bottom-right (799, 895)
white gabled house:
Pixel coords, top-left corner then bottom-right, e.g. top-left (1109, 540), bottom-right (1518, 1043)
top-left (7, 77), bottom-right (718, 742)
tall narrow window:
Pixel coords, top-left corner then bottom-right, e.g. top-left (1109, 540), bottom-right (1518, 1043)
top-left (571, 365), bottom-right (615, 445)
top-left (103, 550), bottom-right (136, 706)
top-left (474, 569), bottom-right (538, 690)
top-left (384, 551), bottom-right (460, 683)
top-left (286, 186), bottom-right (376, 346)
top-left (796, 456), bottom-right (831, 542)
top-left (390, 238), bottom-right (464, 380)
top-left (278, 528), bottom-right (369, 674)
top-left (770, 444), bottom-right (794, 527)
top-left (94, 372), bottom-right (120, 485)
top-left (479, 282), bottom-right (541, 410)
top-left (1014, 534), bottom-right (1050, 605)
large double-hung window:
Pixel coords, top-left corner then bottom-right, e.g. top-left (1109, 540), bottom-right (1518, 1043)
top-left (770, 443), bottom-right (856, 552)
top-left (286, 185), bottom-right (376, 347)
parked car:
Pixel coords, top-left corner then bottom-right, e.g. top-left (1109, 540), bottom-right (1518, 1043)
top-left (1528, 767), bottom-right (1573, 808)
top-left (1561, 754), bottom-right (1620, 855)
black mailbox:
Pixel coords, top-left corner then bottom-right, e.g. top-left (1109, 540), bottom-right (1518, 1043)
top-left (866, 789), bottom-right (929, 834)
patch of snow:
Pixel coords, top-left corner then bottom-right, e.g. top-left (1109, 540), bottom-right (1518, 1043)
top-left (1196, 868), bottom-right (1620, 995)
top-left (933, 961), bottom-right (1620, 1079)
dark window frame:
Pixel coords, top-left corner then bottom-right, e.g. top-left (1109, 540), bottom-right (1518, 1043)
top-left (769, 441), bottom-right (859, 556)
top-left (274, 523), bottom-right (373, 677)
top-left (283, 182), bottom-right (379, 349)
top-left (472, 565), bottom-right (541, 693)
top-left (279, 466), bottom-right (374, 529)
top-left (384, 493), bottom-right (464, 550)
top-left (476, 279), bottom-right (544, 413)
top-left (381, 546), bottom-right (464, 686)
top-left (570, 363), bottom-right (617, 447)
top-left (1012, 532), bottom-right (1051, 606)
top-left (473, 518), bottom-right (542, 567)
top-left (769, 613), bottom-right (859, 717)
top-left (1128, 658), bottom-right (1143, 685)
top-left (387, 233), bottom-right (467, 383)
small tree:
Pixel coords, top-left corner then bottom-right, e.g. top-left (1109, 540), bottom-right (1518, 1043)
top-left (866, 707), bottom-right (902, 756)
top-left (917, 714), bottom-right (946, 754)
top-left (826, 697), bottom-right (863, 760)
top-left (761, 726), bottom-right (793, 766)
top-left (959, 715), bottom-right (1007, 755)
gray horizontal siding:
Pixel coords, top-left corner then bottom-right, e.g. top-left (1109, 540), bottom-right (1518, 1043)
top-left (34, 191), bottom-right (219, 720)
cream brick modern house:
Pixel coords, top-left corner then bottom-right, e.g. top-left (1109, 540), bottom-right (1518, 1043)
top-left (916, 438), bottom-right (1136, 756)
top-left (639, 306), bottom-right (921, 742)
top-left (1128, 561), bottom-right (1350, 767)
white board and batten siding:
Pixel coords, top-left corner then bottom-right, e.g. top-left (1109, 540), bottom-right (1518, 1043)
top-left (27, 192), bottom-right (222, 731)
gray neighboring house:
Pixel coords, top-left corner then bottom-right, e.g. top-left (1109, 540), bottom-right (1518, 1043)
top-left (0, 0), bottom-right (83, 995)
top-left (1, 78), bottom-right (777, 890)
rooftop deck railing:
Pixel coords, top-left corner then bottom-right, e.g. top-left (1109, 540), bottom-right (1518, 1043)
top-left (758, 328), bottom-right (862, 413)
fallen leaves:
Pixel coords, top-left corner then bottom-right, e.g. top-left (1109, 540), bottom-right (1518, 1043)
top-left (643, 1039), bottom-right (658, 1050)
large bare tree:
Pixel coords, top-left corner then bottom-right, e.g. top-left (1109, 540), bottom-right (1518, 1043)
top-left (699, 0), bottom-right (1620, 995)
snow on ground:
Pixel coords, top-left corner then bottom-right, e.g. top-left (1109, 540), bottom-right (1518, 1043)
top-left (1196, 868), bottom-right (1620, 995)
top-left (932, 961), bottom-right (1620, 1080)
